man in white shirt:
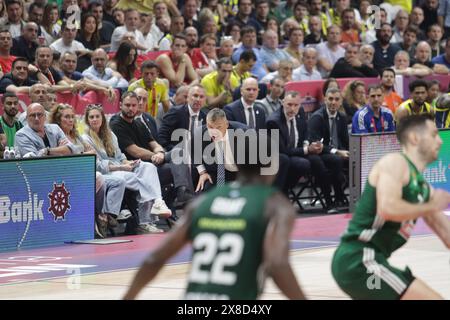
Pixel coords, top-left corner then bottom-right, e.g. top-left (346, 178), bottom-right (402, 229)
top-left (316, 25), bottom-right (345, 78)
top-left (110, 8), bottom-right (148, 52)
top-left (50, 21), bottom-right (89, 57)
top-left (82, 48), bottom-right (129, 88)
top-left (292, 47), bottom-right (322, 81)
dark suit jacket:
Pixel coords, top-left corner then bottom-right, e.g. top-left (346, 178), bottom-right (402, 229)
top-left (224, 99), bottom-right (266, 130)
top-left (266, 107), bottom-right (309, 157)
top-left (194, 121), bottom-right (248, 183)
top-left (11, 36), bottom-right (38, 63)
top-left (158, 104), bottom-right (207, 151)
top-left (308, 106), bottom-right (349, 154)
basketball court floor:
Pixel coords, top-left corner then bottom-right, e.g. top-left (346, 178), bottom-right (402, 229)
top-left (0, 214), bottom-right (449, 300)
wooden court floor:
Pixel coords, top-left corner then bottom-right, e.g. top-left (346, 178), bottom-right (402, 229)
top-left (1, 235), bottom-right (448, 300)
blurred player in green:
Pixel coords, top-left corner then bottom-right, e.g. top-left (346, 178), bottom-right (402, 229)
top-left (124, 134), bottom-right (305, 300)
top-left (332, 114), bottom-right (450, 299)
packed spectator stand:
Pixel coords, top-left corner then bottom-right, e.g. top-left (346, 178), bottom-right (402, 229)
top-left (0, 0), bottom-right (449, 239)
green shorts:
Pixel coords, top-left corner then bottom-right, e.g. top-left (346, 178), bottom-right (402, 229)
top-left (331, 242), bottom-right (415, 300)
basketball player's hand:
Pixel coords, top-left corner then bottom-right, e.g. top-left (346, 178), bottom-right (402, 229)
top-left (429, 189), bottom-right (450, 213)
top-left (196, 172), bottom-right (213, 192)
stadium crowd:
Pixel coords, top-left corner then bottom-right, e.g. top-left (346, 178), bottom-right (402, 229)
top-left (0, 0), bottom-right (450, 238)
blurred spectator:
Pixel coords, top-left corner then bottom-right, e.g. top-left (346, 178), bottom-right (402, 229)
top-left (138, 12), bottom-right (157, 51)
top-left (316, 25), bottom-right (345, 78)
top-left (128, 60), bottom-right (170, 117)
top-left (255, 0), bottom-right (270, 43)
top-left (427, 24), bottom-right (445, 58)
top-left (82, 48), bottom-right (129, 89)
top-left (0, 92), bottom-right (23, 148)
top-left (50, 21), bottom-right (90, 57)
top-left (308, 0), bottom-right (331, 36)
top-left (110, 9), bottom-right (147, 52)
top-left (0, 28), bottom-right (16, 74)
top-left (421, 0), bottom-right (439, 33)
top-left (351, 84), bottom-right (395, 134)
top-left (76, 13), bottom-right (101, 71)
top-left (431, 38), bottom-right (450, 68)
top-left (393, 50), bottom-right (432, 77)
top-left (201, 57), bottom-right (238, 109)
top-left (0, 57), bottom-right (38, 94)
top-left (413, 41), bottom-right (449, 75)
top-left (283, 27), bottom-right (304, 68)
top-left (112, 8), bottom-right (125, 27)
top-left (260, 29), bottom-right (292, 72)
top-left (190, 33), bottom-right (217, 78)
top-left (434, 93), bottom-right (450, 128)
top-left (156, 34), bottom-right (198, 95)
top-left (103, 0), bottom-right (118, 25)
top-left (232, 26), bottom-right (268, 80)
top-left (225, 22), bottom-right (241, 48)
top-left (218, 36), bottom-right (234, 59)
top-left (342, 80), bottom-right (366, 123)
top-left (11, 22), bottom-right (39, 63)
top-left (183, 0), bottom-right (201, 32)
top-left (132, 87), bottom-right (158, 139)
top-left (340, 8), bottom-right (360, 46)
top-left (27, 2), bottom-right (45, 42)
top-left (438, 0), bottom-right (450, 38)
top-left (361, 7), bottom-right (388, 44)
top-left (280, 18), bottom-right (299, 45)
top-left (228, 0), bottom-right (261, 34)
top-left (329, 43), bottom-right (379, 78)
top-left (427, 79), bottom-right (441, 107)
top-left (89, 1), bottom-right (115, 48)
top-left (261, 59), bottom-right (293, 84)
top-left (108, 41), bottom-right (137, 83)
top-left (15, 103), bottom-right (80, 157)
top-left (232, 49), bottom-right (255, 85)
top-left (17, 83), bottom-right (52, 125)
top-left (304, 15), bottom-right (326, 46)
top-left (159, 15), bottom-right (185, 51)
top-left (4, 0), bottom-right (26, 39)
top-left (292, 1), bottom-right (309, 33)
top-left (198, 8), bottom-right (219, 39)
top-left (398, 25), bottom-right (418, 60)
top-left (359, 44), bottom-right (375, 69)
top-left (391, 9), bottom-right (409, 43)
top-left (380, 67), bottom-right (403, 115)
top-left (292, 47), bottom-right (321, 81)
top-left (372, 23), bottom-right (401, 74)
top-left (169, 85), bottom-right (189, 108)
top-left (410, 7), bottom-right (426, 40)
top-left (41, 3), bottom-right (61, 46)
top-left (256, 77), bottom-right (284, 116)
top-left (274, 0), bottom-right (296, 24)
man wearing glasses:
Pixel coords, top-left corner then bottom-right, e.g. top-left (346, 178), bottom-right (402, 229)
top-left (14, 103), bottom-right (82, 157)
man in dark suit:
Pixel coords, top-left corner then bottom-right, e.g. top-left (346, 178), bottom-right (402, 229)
top-left (308, 87), bottom-right (350, 210)
top-left (224, 77), bottom-right (267, 130)
top-left (158, 84), bottom-right (207, 151)
top-left (195, 108), bottom-right (249, 192)
top-left (267, 91), bottom-right (324, 198)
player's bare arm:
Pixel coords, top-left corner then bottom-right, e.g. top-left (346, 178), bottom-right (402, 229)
top-left (423, 187), bottom-right (450, 249)
top-left (374, 153), bottom-right (448, 222)
top-left (263, 192), bottom-right (306, 300)
top-left (123, 197), bottom-right (203, 300)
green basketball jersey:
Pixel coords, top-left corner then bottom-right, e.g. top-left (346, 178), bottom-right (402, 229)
top-left (341, 154), bottom-right (430, 257)
top-left (185, 182), bottom-right (277, 300)
top-left (0, 116), bottom-right (23, 147)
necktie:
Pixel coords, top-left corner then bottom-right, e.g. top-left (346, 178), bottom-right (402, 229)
top-left (190, 115), bottom-right (197, 135)
top-left (216, 141), bottom-right (225, 187)
top-left (248, 107), bottom-right (255, 129)
top-left (289, 119), bottom-right (296, 148)
top-left (330, 117), bottom-right (339, 148)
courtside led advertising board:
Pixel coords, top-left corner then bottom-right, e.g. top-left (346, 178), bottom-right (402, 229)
top-left (0, 155), bottom-right (96, 252)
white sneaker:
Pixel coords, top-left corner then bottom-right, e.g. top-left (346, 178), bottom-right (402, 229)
top-left (137, 223), bottom-right (164, 234)
top-left (150, 199), bottom-right (172, 218)
top-left (117, 209), bottom-right (132, 221)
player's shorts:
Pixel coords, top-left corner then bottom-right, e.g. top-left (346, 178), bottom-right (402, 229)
top-left (331, 242), bottom-right (415, 300)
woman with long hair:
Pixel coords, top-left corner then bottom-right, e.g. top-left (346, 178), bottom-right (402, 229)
top-left (76, 13), bottom-right (100, 71)
top-left (82, 104), bottom-right (171, 234)
top-left (41, 2), bottom-right (61, 46)
top-left (49, 104), bottom-right (126, 238)
top-left (108, 41), bottom-right (137, 83)
top-left (342, 80), bottom-right (366, 123)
